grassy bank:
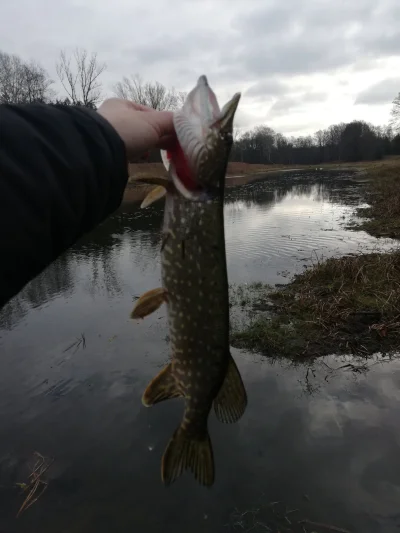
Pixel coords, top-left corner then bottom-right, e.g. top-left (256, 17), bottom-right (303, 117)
top-left (231, 158), bottom-right (400, 359)
top-left (352, 157), bottom-right (400, 238)
top-left (231, 252), bottom-right (400, 358)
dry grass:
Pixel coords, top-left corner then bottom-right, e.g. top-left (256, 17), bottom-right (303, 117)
top-left (278, 251), bottom-right (400, 327)
top-left (353, 158), bottom-right (400, 237)
top-left (226, 162), bottom-right (290, 175)
top-left (16, 452), bottom-right (53, 517)
top-left (127, 162), bottom-right (286, 182)
top-left (127, 157), bottom-right (400, 184)
top-left (127, 157), bottom-right (400, 182)
top-left (232, 250), bottom-right (400, 358)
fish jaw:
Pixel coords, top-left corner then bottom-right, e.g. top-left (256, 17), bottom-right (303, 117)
top-left (166, 75), bottom-right (241, 201)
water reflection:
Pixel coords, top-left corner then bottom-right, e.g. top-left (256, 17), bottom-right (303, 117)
top-left (1, 172), bottom-right (392, 331)
top-left (0, 255), bottom-right (75, 330)
top-left (0, 172), bottom-right (399, 532)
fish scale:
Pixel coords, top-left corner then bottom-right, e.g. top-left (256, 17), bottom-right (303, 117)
top-left (131, 75), bottom-right (247, 487)
top-left (162, 192), bottom-right (229, 418)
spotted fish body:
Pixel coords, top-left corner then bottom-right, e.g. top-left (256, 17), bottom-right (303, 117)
top-left (131, 76), bottom-right (247, 487)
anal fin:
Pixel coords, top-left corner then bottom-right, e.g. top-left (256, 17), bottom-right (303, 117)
top-left (213, 354), bottom-right (247, 424)
top-left (130, 288), bottom-right (167, 319)
top-left (141, 185), bottom-right (166, 208)
top-left (142, 363), bottom-right (183, 406)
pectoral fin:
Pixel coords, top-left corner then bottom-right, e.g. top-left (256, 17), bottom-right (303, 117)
top-left (142, 363), bottom-right (183, 406)
top-left (140, 185), bottom-right (166, 208)
top-left (161, 149), bottom-right (171, 172)
top-left (130, 288), bottom-right (167, 319)
top-left (213, 354), bottom-right (247, 423)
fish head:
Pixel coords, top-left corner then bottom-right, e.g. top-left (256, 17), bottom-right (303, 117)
top-left (164, 75), bottom-right (241, 201)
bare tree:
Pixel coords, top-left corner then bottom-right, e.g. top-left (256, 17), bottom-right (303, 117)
top-left (229, 127), bottom-right (244, 161)
top-left (254, 125), bottom-right (275, 163)
top-left (390, 92), bottom-right (400, 133)
top-left (323, 123), bottom-right (346, 161)
top-left (175, 90), bottom-right (187, 109)
top-left (114, 74), bottom-right (186, 110)
top-left (314, 129), bottom-right (325, 162)
top-left (56, 49), bottom-right (106, 108)
top-left (0, 51), bottom-right (54, 104)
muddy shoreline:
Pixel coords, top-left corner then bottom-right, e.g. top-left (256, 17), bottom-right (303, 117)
top-left (123, 165), bottom-right (363, 204)
top-left (122, 172), bottom-right (277, 203)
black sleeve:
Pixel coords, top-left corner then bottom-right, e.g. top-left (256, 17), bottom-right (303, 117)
top-left (0, 103), bottom-right (128, 308)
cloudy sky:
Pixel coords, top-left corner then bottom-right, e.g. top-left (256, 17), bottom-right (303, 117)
top-left (1, 0), bottom-right (399, 136)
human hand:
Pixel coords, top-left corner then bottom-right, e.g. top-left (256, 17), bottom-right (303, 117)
top-left (97, 98), bottom-right (176, 161)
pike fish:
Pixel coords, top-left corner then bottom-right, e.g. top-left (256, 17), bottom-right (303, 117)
top-left (131, 75), bottom-right (247, 487)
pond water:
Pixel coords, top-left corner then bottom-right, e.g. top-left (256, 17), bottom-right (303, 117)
top-left (0, 171), bottom-right (399, 533)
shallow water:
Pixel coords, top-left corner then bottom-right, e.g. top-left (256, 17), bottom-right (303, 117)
top-left (0, 171), bottom-right (399, 532)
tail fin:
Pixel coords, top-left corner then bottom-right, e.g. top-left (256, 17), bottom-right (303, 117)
top-left (161, 426), bottom-right (214, 487)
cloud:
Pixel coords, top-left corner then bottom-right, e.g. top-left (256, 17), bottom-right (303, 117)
top-left (234, 108), bottom-right (262, 130)
top-left (227, 0), bottom-right (395, 79)
top-left (267, 92), bottom-right (328, 118)
top-left (0, 0), bottom-right (399, 135)
top-left (245, 80), bottom-right (288, 99)
top-left (355, 78), bottom-right (400, 105)
top-left (277, 121), bottom-right (325, 136)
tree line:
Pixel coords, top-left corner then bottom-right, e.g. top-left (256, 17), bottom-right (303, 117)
top-left (1, 48), bottom-right (399, 164)
top-left (230, 120), bottom-right (400, 165)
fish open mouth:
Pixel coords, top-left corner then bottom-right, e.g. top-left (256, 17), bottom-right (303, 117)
top-left (161, 75), bottom-right (240, 201)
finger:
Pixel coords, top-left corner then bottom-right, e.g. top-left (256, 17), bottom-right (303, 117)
top-left (145, 110), bottom-right (175, 139)
top-left (129, 102), bottom-right (154, 112)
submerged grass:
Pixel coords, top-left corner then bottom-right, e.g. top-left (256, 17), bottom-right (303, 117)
top-left (226, 497), bottom-right (351, 533)
top-left (16, 452), bottom-right (53, 517)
